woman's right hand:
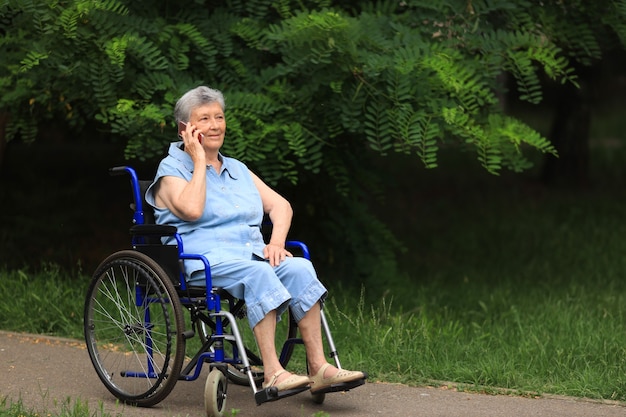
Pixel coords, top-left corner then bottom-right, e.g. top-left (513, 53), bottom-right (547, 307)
top-left (181, 122), bottom-right (205, 163)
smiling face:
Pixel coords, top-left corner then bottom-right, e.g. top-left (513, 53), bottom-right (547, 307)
top-left (189, 101), bottom-right (226, 152)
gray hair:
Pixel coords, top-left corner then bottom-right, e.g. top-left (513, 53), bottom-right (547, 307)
top-left (174, 86), bottom-right (226, 123)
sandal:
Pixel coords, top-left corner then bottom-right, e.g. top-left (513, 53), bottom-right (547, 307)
top-left (309, 363), bottom-right (365, 393)
top-left (262, 370), bottom-right (310, 392)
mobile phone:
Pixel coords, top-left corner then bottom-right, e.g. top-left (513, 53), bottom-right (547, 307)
top-left (178, 121), bottom-right (204, 143)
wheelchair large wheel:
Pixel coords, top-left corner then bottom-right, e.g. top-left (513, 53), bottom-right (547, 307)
top-left (196, 316), bottom-right (265, 387)
top-left (279, 309), bottom-right (299, 367)
top-left (84, 250), bottom-right (186, 407)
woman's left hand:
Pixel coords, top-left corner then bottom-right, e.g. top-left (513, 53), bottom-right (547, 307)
top-left (263, 243), bottom-right (293, 267)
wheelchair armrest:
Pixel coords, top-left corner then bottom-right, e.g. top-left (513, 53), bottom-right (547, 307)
top-left (286, 240), bottom-right (310, 260)
top-left (130, 224), bottom-right (178, 237)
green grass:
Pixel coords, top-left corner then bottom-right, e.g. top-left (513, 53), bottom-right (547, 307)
top-left (0, 264), bottom-right (85, 340)
top-left (0, 397), bottom-right (114, 417)
top-left (337, 145), bottom-right (626, 401)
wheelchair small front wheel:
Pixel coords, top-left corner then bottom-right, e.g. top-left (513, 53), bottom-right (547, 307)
top-left (204, 369), bottom-right (227, 417)
top-left (84, 250), bottom-right (186, 407)
top-left (311, 391), bottom-right (326, 404)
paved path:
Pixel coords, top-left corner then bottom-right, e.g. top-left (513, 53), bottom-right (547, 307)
top-left (1, 331), bottom-right (625, 417)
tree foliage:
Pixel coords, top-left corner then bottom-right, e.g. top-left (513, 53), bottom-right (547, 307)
top-left (5, 0), bottom-right (625, 177)
top-left (1, 0), bottom-right (625, 280)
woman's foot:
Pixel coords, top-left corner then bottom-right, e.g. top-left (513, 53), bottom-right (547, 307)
top-left (262, 370), bottom-right (310, 392)
top-left (309, 363), bottom-right (365, 393)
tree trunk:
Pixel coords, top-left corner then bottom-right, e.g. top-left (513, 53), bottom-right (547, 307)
top-left (540, 68), bottom-right (593, 187)
top-left (0, 111), bottom-right (8, 172)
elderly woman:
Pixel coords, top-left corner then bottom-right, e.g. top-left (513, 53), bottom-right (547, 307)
top-left (145, 86), bottom-right (364, 394)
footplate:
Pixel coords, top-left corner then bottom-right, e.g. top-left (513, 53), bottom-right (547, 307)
top-left (254, 385), bottom-right (310, 405)
top-left (311, 372), bottom-right (368, 395)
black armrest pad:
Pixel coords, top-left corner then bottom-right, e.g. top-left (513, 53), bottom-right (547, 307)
top-left (130, 224), bottom-right (178, 236)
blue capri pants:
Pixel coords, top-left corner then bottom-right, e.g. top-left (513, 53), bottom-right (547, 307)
top-left (190, 256), bottom-right (327, 329)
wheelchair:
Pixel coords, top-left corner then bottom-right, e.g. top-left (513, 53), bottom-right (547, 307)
top-left (83, 166), bottom-right (366, 417)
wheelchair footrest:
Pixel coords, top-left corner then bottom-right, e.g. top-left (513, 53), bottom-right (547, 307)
top-left (254, 386), bottom-right (310, 405)
top-left (311, 372), bottom-right (368, 395)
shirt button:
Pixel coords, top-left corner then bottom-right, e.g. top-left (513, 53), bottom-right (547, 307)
top-left (245, 242), bottom-right (251, 247)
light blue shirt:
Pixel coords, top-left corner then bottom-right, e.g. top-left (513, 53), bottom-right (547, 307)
top-left (145, 142), bottom-right (266, 277)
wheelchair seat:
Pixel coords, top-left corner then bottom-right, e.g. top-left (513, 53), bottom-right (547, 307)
top-left (83, 166), bottom-right (366, 417)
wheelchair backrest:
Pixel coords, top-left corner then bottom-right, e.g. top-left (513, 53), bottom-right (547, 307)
top-left (110, 166), bottom-right (185, 287)
top-left (138, 180), bottom-right (156, 225)
top-left (134, 180), bottom-right (183, 285)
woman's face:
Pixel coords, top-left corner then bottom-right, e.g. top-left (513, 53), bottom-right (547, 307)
top-left (189, 101), bottom-right (226, 151)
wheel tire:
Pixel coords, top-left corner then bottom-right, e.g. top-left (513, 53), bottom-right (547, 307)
top-left (196, 316), bottom-right (265, 387)
top-left (84, 250), bottom-right (186, 407)
top-left (226, 363), bottom-right (264, 387)
top-left (279, 308), bottom-right (299, 367)
top-left (204, 369), bottom-right (227, 417)
top-left (311, 391), bottom-right (326, 404)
